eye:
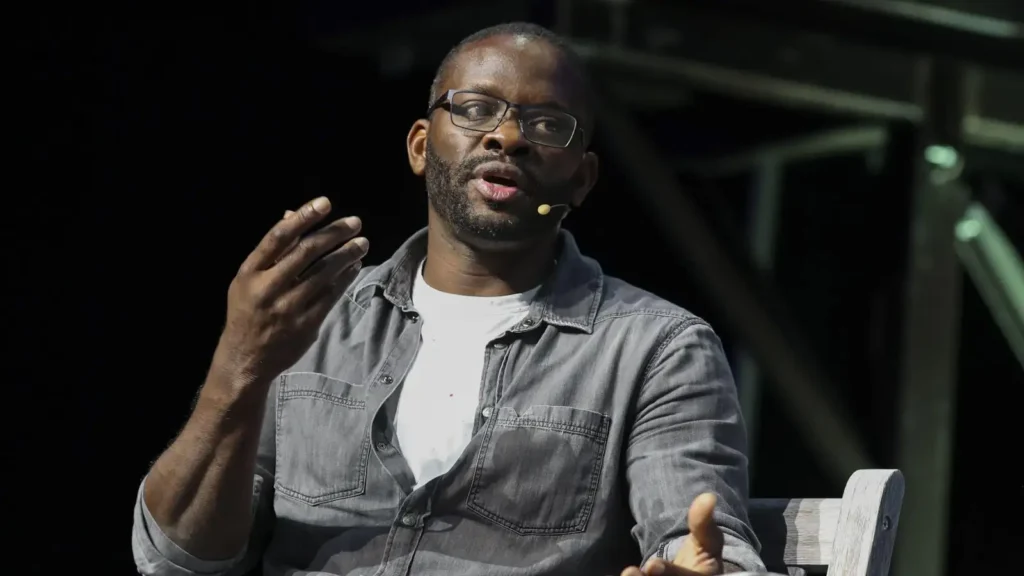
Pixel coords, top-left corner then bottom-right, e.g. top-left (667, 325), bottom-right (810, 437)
top-left (453, 100), bottom-right (498, 121)
top-left (527, 116), bottom-right (571, 134)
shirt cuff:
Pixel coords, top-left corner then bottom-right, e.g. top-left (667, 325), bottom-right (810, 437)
top-left (660, 531), bottom-right (767, 573)
top-left (132, 476), bottom-right (248, 576)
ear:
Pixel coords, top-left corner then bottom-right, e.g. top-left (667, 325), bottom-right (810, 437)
top-left (570, 151), bottom-right (599, 208)
top-left (407, 119), bottom-right (430, 177)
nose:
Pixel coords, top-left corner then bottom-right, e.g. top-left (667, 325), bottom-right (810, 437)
top-left (481, 115), bottom-right (529, 157)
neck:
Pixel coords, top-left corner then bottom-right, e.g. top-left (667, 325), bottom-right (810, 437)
top-left (423, 219), bottom-right (559, 297)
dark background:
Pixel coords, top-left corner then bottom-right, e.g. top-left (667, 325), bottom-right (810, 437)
top-left (17, 1), bottom-right (1022, 573)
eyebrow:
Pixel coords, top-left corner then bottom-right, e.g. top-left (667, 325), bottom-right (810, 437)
top-left (458, 84), bottom-right (573, 114)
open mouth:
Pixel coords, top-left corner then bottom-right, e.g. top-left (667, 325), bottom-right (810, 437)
top-left (482, 175), bottom-right (518, 187)
top-left (471, 162), bottom-right (527, 202)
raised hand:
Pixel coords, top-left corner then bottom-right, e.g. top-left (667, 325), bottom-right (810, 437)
top-left (211, 197), bottom-right (368, 389)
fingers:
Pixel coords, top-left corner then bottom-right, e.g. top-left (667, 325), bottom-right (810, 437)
top-left (281, 235), bottom-right (368, 302)
top-left (275, 210), bottom-right (301, 262)
top-left (295, 257), bottom-right (365, 324)
top-left (239, 197), bottom-right (332, 274)
top-left (271, 217), bottom-right (365, 284)
top-left (298, 235), bottom-right (369, 285)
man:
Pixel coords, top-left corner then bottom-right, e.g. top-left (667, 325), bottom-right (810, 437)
top-left (132, 22), bottom-right (765, 576)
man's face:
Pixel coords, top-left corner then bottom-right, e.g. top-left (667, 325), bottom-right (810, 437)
top-left (407, 35), bottom-right (598, 248)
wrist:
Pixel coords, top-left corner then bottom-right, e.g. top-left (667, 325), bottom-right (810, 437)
top-left (209, 333), bottom-right (276, 385)
top-left (201, 356), bottom-right (273, 411)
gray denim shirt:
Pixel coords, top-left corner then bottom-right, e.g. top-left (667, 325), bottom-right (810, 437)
top-left (132, 228), bottom-right (765, 576)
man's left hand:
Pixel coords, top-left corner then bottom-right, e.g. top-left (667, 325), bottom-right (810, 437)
top-left (620, 493), bottom-right (726, 576)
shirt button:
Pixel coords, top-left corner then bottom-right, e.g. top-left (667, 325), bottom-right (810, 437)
top-left (521, 319), bottom-right (535, 328)
top-left (408, 312), bottom-right (420, 323)
top-left (379, 374), bottom-right (394, 385)
top-left (401, 514), bottom-right (418, 527)
top-left (376, 442), bottom-right (389, 451)
top-left (481, 406), bottom-right (493, 418)
top-left (492, 342), bottom-right (507, 349)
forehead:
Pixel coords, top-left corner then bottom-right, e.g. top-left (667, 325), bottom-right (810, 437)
top-left (442, 35), bottom-right (584, 109)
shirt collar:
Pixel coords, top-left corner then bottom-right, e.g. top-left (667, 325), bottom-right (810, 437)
top-left (355, 227), bottom-right (603, 333)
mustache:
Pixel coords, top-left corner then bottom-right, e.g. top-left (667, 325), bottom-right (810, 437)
top-left (455, 155), bottom-right (537, 185)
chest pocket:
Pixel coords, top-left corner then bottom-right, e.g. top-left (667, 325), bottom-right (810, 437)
top-left (468, 404), bottom-right (611, 535)
top-left (275, 372), bottom-right (371, 505)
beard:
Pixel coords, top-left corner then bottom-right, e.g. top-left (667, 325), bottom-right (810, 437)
top-left (424, 144), bottom-right (575, 245)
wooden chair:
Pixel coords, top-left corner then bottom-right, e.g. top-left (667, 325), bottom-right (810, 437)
top-left (746, 469), bottom-right (905, 576)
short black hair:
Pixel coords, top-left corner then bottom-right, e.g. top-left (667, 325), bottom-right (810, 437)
top-left (428, 22), bottom-right (595, 138)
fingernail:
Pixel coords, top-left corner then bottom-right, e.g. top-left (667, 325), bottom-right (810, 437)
top-left (283, 210), bottom-right (294, 219)
top-left (312, 197), bottom-right (331, 213)
top-left (352, 237), bottom-right (369, 251)
top-left (343, 216), bottom-right (362, 228)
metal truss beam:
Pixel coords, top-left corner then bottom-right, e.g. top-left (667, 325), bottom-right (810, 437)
top-left (573, 41), bottom-right (1024, 153)
top-left (891, 59), bottom-right (969, 576)
top-left (675, 0), bottom-right (1024, 71)
top-left (955, 203), bottom-right (1024, 369)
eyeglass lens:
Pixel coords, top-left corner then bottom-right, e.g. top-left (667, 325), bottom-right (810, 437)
top-left (449, 91), bottom-right (577, 147)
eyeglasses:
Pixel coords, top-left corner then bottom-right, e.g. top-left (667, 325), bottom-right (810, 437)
top-left (427, 89), bottom-right (583, 149)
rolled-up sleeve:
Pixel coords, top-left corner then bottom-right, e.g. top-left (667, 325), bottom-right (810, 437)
top-left (627, 320), bottom-right (765, 573)
top-left (132, 381), bottom-right (278, 576)
top-left (131, 475), bottom-right (267, 576)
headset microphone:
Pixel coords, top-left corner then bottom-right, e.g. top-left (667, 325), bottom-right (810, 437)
top-left (537, 203), bottom-right (571, 215)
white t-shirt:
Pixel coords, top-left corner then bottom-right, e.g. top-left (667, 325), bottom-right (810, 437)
top-left (394, 261), bottom-right (539, 488)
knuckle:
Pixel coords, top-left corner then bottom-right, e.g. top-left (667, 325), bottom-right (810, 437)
top-left (299, 203), bottom-right (318, 220)
top-left (294, 237), bottom-right (320, 258)
top-left (270, 295), bottom-right (293, 318)
top-left (261, 233), bottom-right (288, 255)
top-left (268, 226), bottom-right (289, 244)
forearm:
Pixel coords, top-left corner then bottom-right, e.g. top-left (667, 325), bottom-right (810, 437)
top-left (630, 322), bottom-right (766, 573)
top-left (143, 364), bottom-right (271, 560)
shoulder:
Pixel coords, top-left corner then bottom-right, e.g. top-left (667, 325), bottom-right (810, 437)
top-left (594, 272), bottom-right (707, 331)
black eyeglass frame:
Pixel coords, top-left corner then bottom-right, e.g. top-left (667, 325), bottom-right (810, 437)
top-left (426, 89), bottom-right (586, 149)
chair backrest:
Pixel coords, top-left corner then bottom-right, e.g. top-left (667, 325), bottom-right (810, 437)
top-left (748, 469), bottom-right (905, 576)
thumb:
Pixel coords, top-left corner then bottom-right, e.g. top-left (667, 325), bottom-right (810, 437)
top-left (686, 493), bottom-right (724, 556)
top-left (672, 492), bottom-right (724, 573)
top-left (687, 492), bottom-right (720, 550)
